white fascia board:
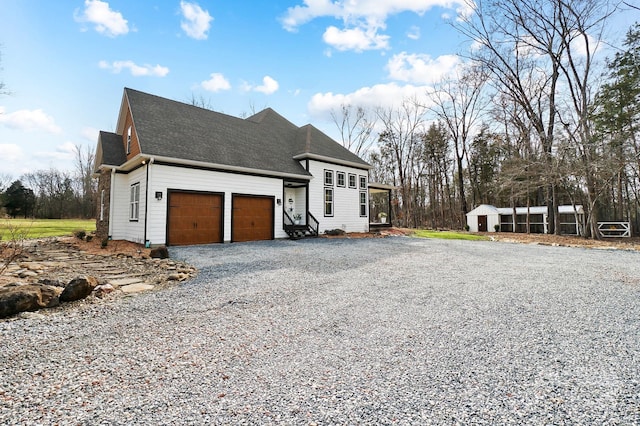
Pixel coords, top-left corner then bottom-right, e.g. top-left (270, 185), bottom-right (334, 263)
top-left (134, 154), bottom-right (312, 181)
top-left (293, 153), bottom-right (373, 170)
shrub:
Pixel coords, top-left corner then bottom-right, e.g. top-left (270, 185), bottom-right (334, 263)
top-left (73, 229), bottom-right (86, 240)
top-left (494, 224), bottom-right (500, 232)
top-left (464, 224), bottom-right (470, 232)
top-left (324, 228), bottom-right (345, 236)
top-left (101, 238), bottom-right (109, 249)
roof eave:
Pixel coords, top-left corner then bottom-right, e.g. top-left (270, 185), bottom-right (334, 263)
top-left (145, 155), bottom-right (312, 180)
top-left (293, 153), bottom-right (373, 170)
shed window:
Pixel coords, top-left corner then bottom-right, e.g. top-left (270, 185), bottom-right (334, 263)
top-left (337, 171), bottom-right (346, 187)
top-left (130, 182), bottom-right (140, 221)
top-left (324, 169), bottom-right (333, 186)
top-left (324, 188), bottom-right (334, 216)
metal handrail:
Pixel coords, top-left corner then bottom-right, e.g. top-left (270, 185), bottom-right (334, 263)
top-left (283, 209), bottom-right (294, 227)
top-left (307, 211), bottom-right (319, 236)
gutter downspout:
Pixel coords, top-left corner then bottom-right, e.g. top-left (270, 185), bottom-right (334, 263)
top-left (108, 168), bottom-right (116, 238)
top-left (143, 157), bottom-right (154, 247)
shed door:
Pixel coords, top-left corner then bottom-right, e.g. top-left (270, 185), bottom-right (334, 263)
top-left (232, 195), bottom-right (274, 242)
top-left (478, 215), bottom-right (488, 232)
top-left (168, 192), bottom-right (223, 245)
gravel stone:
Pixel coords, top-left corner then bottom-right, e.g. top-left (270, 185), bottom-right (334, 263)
top-left (1, 237), bottom-right (639, 425)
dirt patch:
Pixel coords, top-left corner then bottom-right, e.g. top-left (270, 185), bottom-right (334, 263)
top-left (484, 232), bottom-right (640, 250)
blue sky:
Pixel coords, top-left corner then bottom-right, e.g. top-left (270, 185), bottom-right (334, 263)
top-left (0, 1), bottom-right (637, 179)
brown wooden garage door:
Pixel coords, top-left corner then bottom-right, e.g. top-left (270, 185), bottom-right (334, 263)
top-left (167, 191), bottom-right (223, 245)
top-left (231, 195), bottom-right (274, 242)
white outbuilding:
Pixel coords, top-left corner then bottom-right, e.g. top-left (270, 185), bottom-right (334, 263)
top-left (466, 204), bottom-right (585, 235)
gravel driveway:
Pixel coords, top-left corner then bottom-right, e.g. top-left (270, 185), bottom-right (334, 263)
top-left (1, 237), bottom-right (639, 425)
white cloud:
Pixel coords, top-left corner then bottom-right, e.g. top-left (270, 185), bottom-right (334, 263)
top-left (387, 52), bottom-right (461, 84)
top-left (99, 60), bottom-right (169, 77)
top-left (180, 1), bottom-right (213, 40)
top-left (243, 76), bottom-right (280, 95)
top-left (201, 73), bottom-right (231, 92)
top-left (0, 144), bottom-right (23, 163)
top-left (75, 0), bottom-right (129, 37)
top-left (407, 26), bottom-right (421, 40)
top-left (570, 31), bottom-right (601, 57)
top-left (281, 0), bottom-right (470, 51)
top-left (323, 25), bottom-right (390, 51)
top-left (81, 127), bottom-right (99, 142)
top-left (0, 107), bottom-right (62, 134)
top-left (308, 82), bottom-right (432, 120)
top-left (35, 142), bottom-right (76, 161)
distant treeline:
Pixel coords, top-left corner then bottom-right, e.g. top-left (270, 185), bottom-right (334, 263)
top-left (0, 145), bottom-right (96, 220)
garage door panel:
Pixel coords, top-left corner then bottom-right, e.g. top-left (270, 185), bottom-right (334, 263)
top-left (168, 192), bottom-right (223, 246)
top-left (232, 195), bottom-right (274, 243)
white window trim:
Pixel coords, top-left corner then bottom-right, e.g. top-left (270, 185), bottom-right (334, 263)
top-left (324, 169), bottom-right (334, 186)
top-left (130, 182), bottom-right (140, 221)
top-left (126, 126), bottom-right (132, 154)
top-left (324, 187), bottom-right (334, 217)
top-left (359, 191), bottom-right (367, 217)
top-left (359, 175), bottom-right (367, 189)
top-left (348, 173), bottom-right (357, 189)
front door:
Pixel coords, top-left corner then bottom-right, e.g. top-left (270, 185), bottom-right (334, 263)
top-left (478, 215), bottom-right (488, 232)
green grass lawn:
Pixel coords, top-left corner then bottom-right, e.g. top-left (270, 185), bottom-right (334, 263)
top-left (412, 229), bottom-right (489, 241)
top-left (0, 218), bottom-right (96, 239)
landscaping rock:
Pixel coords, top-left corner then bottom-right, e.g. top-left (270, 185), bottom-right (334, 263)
top-left (120, 283), bottom-right (154, 294)
top-left (59, 276), bottom-right (98, 302)
top-left (0, 284), bottom-right (61, 318)
top-left (150, 246), bottom-right (169, 259)
top-left (94, 284), bottom-right (116, 298)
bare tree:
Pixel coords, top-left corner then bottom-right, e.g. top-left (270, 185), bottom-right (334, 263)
top-left (0, 173), bottom-right (12, 192)
top-left (330, 103), bottom-right (378, 156)
top-left (427, 64), bottom-right (487, 221)
top-left (187, 92), bottom-right (214, 110)
top-left (457, 0), bottom-right (618, 235)
top-left (553, 0), bottom-right (617, 237)
top-left (376, 98), bottom-right (428, 227)
top-left (458, 0), bottom-right (568, 233)
top-left (74, 144), bottom-right (97, 218)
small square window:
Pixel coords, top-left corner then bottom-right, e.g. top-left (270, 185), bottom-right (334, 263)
top-left (337, 171), bottom-right (346, 187)
top-left (324, 169), bottom-right (334, 186)
top-left (348, 173), bottom-right (357, 189)
top-left (359, 175), bottom-right (367, 189)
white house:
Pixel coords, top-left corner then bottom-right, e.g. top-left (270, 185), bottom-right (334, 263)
top-left (94, 88), bottom-right (374, 246)
top-left (466, 204), bottom-right (585, 235)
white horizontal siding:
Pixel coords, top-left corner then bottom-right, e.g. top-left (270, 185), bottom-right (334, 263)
top-left (110, 168), bottom-right (146, 243)
top-left (146, 164), bottom-right (286, 244)
top-left (307, 160), bottom-right (369, 233)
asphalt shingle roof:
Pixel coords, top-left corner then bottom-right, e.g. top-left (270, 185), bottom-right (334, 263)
top-left (118, 88), bottom-right (369, 175)
top-left (97, 131), bottom-right (126, 168)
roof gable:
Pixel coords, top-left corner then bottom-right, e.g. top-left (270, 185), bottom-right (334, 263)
top-left (94, 131), bottom-right (126, 171)
top-left (100, 88), bottom-right (370, 176)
